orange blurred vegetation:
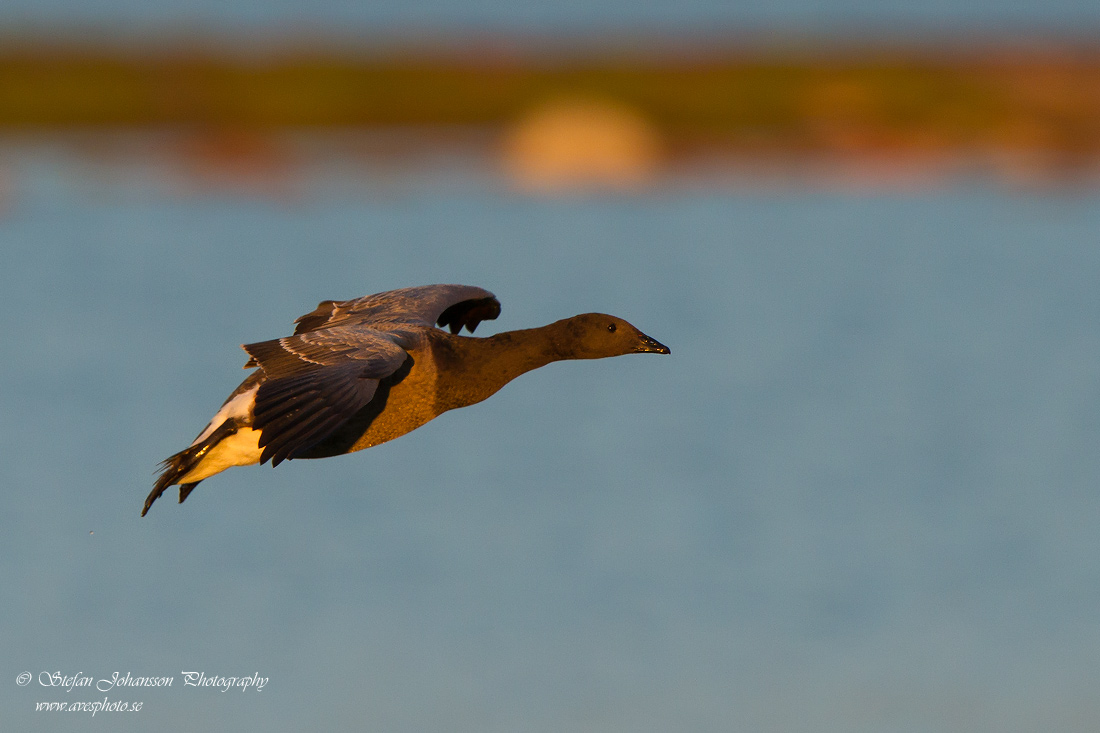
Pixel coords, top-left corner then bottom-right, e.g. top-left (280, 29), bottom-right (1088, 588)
top-left (1, 41), bottom-right (1098, 185)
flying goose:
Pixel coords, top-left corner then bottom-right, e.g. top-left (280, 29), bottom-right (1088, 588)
top-left (143, 284), bottom-right (669, 515)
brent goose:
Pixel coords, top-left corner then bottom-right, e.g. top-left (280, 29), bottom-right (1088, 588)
top-left (143, 284), bottom-right (669, 515)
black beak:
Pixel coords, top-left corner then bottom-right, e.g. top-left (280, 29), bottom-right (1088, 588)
top-left (635, 332), bottom-right (670, 354)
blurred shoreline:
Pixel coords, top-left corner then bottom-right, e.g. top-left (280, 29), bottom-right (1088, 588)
top-left (0, 38), bottom-right (1098, 190)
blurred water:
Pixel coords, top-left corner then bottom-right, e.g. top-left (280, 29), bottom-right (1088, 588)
top-left (3, 0), bottom-right (1100, 35)
top-left (2, 140), bottom-right (1100, 732)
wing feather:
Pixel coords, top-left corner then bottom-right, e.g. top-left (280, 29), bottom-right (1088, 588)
top-left (242, 327), bottom-right (408, 465)
top-left (286, 285), bottom-right (500, 335)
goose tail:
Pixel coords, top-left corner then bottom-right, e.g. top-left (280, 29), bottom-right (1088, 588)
top-left (142, 420), bottom-right (238, 516)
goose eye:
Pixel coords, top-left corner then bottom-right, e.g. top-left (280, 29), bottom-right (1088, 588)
top-left (607, 323), bottom-right (617, 333)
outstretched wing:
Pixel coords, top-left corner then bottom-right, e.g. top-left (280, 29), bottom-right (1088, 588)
top-left (242, 326), bottom-right (409, 466)
top-left (291, 284), bottom-right (501, 335)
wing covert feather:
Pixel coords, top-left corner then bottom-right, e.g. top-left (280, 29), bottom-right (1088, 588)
top-left (242, 327), bottom-right (409, 465)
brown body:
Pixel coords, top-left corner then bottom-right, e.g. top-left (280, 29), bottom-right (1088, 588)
top-left (304, 324), bottom-right (572, 457)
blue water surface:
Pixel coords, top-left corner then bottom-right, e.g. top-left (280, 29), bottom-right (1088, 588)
top-left (2, 0), bottom-right (1100, 35)
top-left (2, 147), bottom-right (1100, 732)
